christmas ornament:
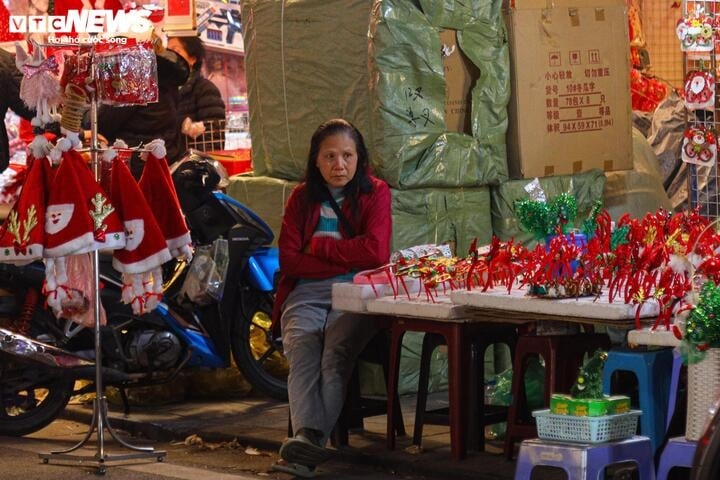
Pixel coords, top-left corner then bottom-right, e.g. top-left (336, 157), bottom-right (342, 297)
top-left (14, 40), bottom-right (63, 127)
top-left (684, 69), bottom-right (715, 111)
top-left (676, 12), bottom-right (715, 52)
top-left (682, 125), bottom-right (717, 166)
top-left (570, 349), bottom-right (608, 399)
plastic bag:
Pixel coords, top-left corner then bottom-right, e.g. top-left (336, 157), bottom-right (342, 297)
top-left (178, 238), bottom-right (229, 305)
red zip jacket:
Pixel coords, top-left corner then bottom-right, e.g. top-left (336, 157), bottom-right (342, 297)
top-left (272, 176), bottom-right (392, 328)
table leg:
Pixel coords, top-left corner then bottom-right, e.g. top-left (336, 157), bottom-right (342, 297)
top-left (447, 325), bottom-right (468, 460)
top-left (386, 326), bottom-right (405, 451)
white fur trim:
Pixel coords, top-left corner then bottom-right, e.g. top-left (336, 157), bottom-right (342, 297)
top-left (61, 130), bottom-right (82, 149)
top-left (0, 243), bottom-right (43, 265)
top-left (166, 232), bottom-right (193, 256)
top-left (102, 148), bottom-right (118, 162)
top-left (147, 139), bottom-right (167, 159)
top-left (44, 232), bottom-right (96, 258)
top-left (49, 147), bottom-right (63, 163)
top-left (90, 231), bottom-right (126, 252)
top-left (668, 254), bottom-right (691, 275)
top-left (56, 137), bottom-right (72, 152)
top-left (29, 136), bottom-right (51, 160)
top-left (112, 247), bottom-right (172, 275)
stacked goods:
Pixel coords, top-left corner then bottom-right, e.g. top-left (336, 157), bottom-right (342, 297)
top-left (603, 127), bottom-right (672, 220)
top-left (367, 0), bottom-right (509, 189)
top-left (241, 0), bottom-right (509, 187)
top-left (504, 0), bottom-right (633, 179)
top-left (390, 187), bottom-right (493, 257)
top-left (240, 0), bottom-right (509, 254)
top-left (225, 175), bottom-right (298, 245)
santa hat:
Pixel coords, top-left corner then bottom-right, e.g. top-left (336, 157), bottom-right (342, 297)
top-left (110, 155), bottom-right (172, 314)
top-left (0, 161), bottom-right (28, 205)
top-left (44, 144), bottom-right (125, 257)
top-left (138, 140), bottom-right (193, 260)
top-left (0, 155), bottom-right (49, 264)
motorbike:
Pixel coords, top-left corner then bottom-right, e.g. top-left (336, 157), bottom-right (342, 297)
top-left (0, 152), bottom-right (288, 437)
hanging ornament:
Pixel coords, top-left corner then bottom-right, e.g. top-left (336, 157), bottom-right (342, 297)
top-left (14, 40), bottom-right (63, 128)
top-left (676, 12), bottom-right (715, 52)
top-left (681, 125), bottom-right (717, 167)
top-left (684, 69), bottom-right (716, 111)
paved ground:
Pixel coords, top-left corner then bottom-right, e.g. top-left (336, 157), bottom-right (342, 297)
top-left (61, 388), bottom-right (519, 480)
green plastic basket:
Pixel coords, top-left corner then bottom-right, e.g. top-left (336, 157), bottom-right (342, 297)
top-left (532, 409), bottom-right (641, 443)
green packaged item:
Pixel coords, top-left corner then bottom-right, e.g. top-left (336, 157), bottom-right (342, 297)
top-left (550, 393), bottom-right (631, 417)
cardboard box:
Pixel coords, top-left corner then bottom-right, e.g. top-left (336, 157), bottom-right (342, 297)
top-left (439, 29), bottom-right (478, 135)
top-left (505, 0), bottom-right (633, 178)
top-left (550, 393), bottom-right (632, 416)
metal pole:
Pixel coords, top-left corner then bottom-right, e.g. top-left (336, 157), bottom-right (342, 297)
top-left (39, 43), bottom-right (165, 475)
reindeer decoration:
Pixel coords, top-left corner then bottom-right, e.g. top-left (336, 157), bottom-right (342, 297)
top-left (15, 40), bottom-right (63, 127)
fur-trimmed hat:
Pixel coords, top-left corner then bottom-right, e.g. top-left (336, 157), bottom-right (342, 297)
top-left (138, 140), bottom-right (193, 260)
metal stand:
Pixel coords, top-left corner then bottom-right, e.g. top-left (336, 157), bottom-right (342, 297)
top-left (38, 46), bottom-right (166, 475)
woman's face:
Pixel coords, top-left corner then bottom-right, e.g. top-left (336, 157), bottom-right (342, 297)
top-left (316, 132), bottom-right (358, 188)
top-left (167, 38), bottom-right (195, 69)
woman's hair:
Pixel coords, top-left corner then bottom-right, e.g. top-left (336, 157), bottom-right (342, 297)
top-left (304, 118), bottom-right (374, 212)
top-left (169, 35), bottom-right (206, 72)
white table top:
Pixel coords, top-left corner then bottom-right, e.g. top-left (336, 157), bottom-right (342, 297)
top-left (332, 281), bottom-right (662, 328)
top-left (450, 287), bottom-right (659, 321)
top-left (627, 328), bottom-right (680, 347)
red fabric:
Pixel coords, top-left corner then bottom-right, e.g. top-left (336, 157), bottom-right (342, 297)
top-left (0, 2), bottom-right (25, 43)
top-left (271, 176), bottom-right (392, 327)
top-left (18, 118), bottom-right (57, 145)
top-left (53, 0), bottom-right (125, 15)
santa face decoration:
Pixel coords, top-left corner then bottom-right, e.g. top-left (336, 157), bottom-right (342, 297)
top-left (677, 14), bottom-right (715, 52)
top-left (682, 126), bottom-right (717, 167)
top-left (124, 219), bottom-right (145, 252)
top-left (685, 70), bottom-right (716, 111)
top-left (45, 203), bottom-right (74, 235)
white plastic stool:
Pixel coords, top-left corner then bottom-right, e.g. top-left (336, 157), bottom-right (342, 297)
top-left (514, 436), bottom-right (655, 480)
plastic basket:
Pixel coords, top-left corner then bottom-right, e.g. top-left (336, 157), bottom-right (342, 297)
top-left (533, 409), bottom-right (641, 443)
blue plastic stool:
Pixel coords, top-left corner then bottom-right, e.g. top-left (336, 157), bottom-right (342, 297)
top-left (514, 436), bottom-right (655, 480)
top-left (656, 437), bottom-right (696, 480)
top-left (602, 347), bottom-right (675, 453)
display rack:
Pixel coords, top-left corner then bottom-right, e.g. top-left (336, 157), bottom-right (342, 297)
top-left (683, 0), bottom-right (720, 218)
top-left (36, 43), bottom-right (165, 475)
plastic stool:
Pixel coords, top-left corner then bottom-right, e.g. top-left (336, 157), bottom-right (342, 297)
top-left (503, 333), bottom-right (611, 459)
top-left (514, 436), bottom-right (655, 480)
top-left (412, 324), bottom-right (517, 451)
top-left (602, 347), bottom-right (675, 453)
top-left (656, 436), bottom-right (696, 480)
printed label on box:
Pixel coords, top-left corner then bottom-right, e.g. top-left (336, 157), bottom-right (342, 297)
top-left (505, 0), bottom-right (632, 178)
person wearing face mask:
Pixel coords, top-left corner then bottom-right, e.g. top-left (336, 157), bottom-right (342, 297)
top-left (166, 35), bottom-right (226, 152)
top-left (271, 118), bottom-right (392, 478)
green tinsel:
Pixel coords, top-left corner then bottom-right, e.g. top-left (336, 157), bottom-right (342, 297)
top-left (581, 200), bottom-right (604, 237)
top-left (514, 193), bottom-right (579, 240)
top-left (610, 225), bottom-right (630, 251)
top-left (571, 349), bottom-right (608, 399)
top-left (682, 280), bottom-right (720, 363)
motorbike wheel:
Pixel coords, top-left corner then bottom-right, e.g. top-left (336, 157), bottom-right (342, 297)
top-left (231, 288), bottom-right (288, 401)
top-left (0, 357), bottom-right (75, 436)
